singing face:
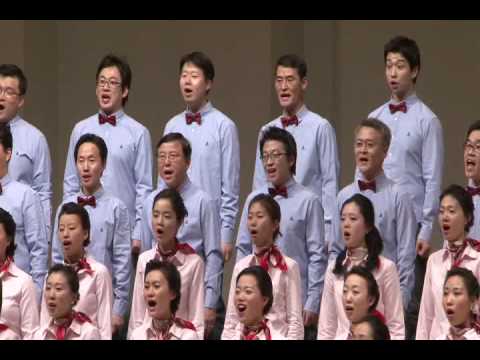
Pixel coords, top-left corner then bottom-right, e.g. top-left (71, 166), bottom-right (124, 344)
top-left (274, 66), bottom-right (307, 115)
top-left (58, 214), bottom-right (88, 263)
top-left (144, 269), bottom-right (176, 320)
top-left (234, 274), bottom-right (268, 327)
top-left (443, 275), bottom-right (474, 327)
top-left (76, 142), bottom-right (105, 195)
top-left (179, 62), bottom-right (211, 112)
top-left (341, 202), bottom-right (369, 250)
top-left (439, 195), bottom-right (469, 243)
top-left (152, 198), bottom-right (180, 248)
top-left (262, 140), bottom-right (294, 187)
top-left (0, 76), bottom-right (24, 123)
top-left (45, 272), bottom-right (77, 320)
top-left (464, 130), bottom-right (480, 184)
top-left (96, 66), bottom-right (128, 115)
top-left (157, 141), bottom-right (189, 190)
top-left (248, 201), bottom-right (279, 249)
top-left (342, 274), bottom-right (375, 324)
top-left (385, 52), bottom-right (417, 102)
top-left (355, 126), bottom-right (387, 181)
top-left (351, 321), bottom-right (375, 340)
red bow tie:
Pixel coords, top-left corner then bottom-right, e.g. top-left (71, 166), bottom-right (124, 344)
top-left (185, 112), bottom-right (201, 125)
top-left (77, 195), bottom-right (96, 208)
top-left (358, 180), bottom-right (376, 193)
top-left (268, 186), bottom-right (288, 198)
top-left (467, 186), bottom-right (480, 197)
top-left (389, 102), bottom-right (407, 114)
top-left (98, 113), bottom-right (116, 126)
top-left (241, 319), bottom-right (271, 340)
top-left (281, 115), bottom-right (298, 128)
top-left (255, 245), bottom-right (288, 273)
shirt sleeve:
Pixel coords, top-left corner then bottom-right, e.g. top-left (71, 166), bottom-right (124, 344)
top-left (63, 126), bottom-right (80, 200)
top-left (234, 194), bottom-right (253, 261)
top-left (23, 190), bottom-right (49, 297)
top-left (189, 258), bottom-right (206, 340)
top-left (317, 265), bottom-right (338, 339)
top-left (132, 127), bottom-right (154, 240)
top-left (95, 268), bottom-right (114, 340)
top-left (221, 263), bottom-right (241, 340)
top-left (51, 204), bottom-right (64, 266)
top-left (139, 196), bottom-right (153, 253)
top-left (328, 194), bottom-right (344, 262)
top-left (381, 262), bottom-right (406, 340)
top-left (111, 203), bottom-right (132, 316)
top-left (127, 257), bottom-right (145, 339)
top-left (252, 128), bottom-right (267, 191)
top-left (201, 197), bottom-right (224, 309)
top-left (416, 256), bottom-right (435, 339)
top-left (285, 261), bottom-right (305, 340)
top-left (218, 120), bottom-right (240, 243)
top-left (303, 196), bottom-right (326, 314)
top-left (418, 116), bottom-right (444, 242)
top-left (19, 276), bottom-right (40, 340)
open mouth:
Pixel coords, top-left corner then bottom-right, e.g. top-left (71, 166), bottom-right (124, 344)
top-left (343, 231), bottom-right (351, 240)
top-left (183, 88), bottom-right (193, 96)
top-left (63, 240), bottom-right (72, 248)
top-left (358, 156), bottom-right (369, 164)
top-left (156, 228), bottom-right (164, 236)
top-left (147, 300), bottom-right (157, 307)
top-left (163, 169), bottom-right (174, 178)
top-left (0, 104), bottom-right (5, 111)
top-left (237, 304), bottom-right (247, 315)
top-left (442, 225), bottom-right (451, 232)
top-left (280, 93), bottom-right (291, 101)
top-left (389, 81), bottom-right (399, 88)
top-left (81, 175), bottom-right (91, 182)
top-left (47, 302), bottom-right (57, 312)
top-left (344, 305), bottom-right (354, 316)
top-left (266, 168), bottom-right (276, 176)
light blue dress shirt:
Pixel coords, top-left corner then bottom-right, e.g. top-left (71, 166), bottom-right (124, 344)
top-left (368, 94), bottom-right (444, 242)
top-left (140, 177), bottom-right (223, 309)
top-left (252, 105), bottom-right (340, 244)
top-left (51, 187), bottom-right (132, 316)
top-left (0, 174), bottom-right (48, 297)
top-left (8, 116), bottom-right (52, 234)
top-left (235, 178), bottom-right (326, 314)
top-left (163, 102), bottom-right (240, 244)
top-left (63, 109), bottom-right (153, 240)
top-left (329, 171), bottom-right (416, 307)
top-left (467, 180), bottom-right (480, 241)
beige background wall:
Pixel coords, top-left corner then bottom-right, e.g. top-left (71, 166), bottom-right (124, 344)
top-left (4, 20), bottom-right (476, 300)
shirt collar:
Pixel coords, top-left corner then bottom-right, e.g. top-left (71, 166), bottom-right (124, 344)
top-left (80, 185), bottom-right (105, 200)
top-left (7, 115), bottom-right (21, 127)
top-left (46, 316), bottom-right (82, 338)
top-left (0, 259), bottom-right (20, 279)
top-left (281, 104), bottom-right (307, 123)
top-left (442, 241), bottom-right (478, 262)
top-left (389, 92), bottom-right (418, 106)
top-left (0, 174), bottom-right (13, 189)
top-left (357, 170), bottom-right (387, 187)
top-left (268, 176), bottom-right (296, 190)
top-left (176, 177), bottom-right (192, 196)
top-left (186, 101), bottom-right (212, 116)
top-left (98, 108), bottom-right (125, 121)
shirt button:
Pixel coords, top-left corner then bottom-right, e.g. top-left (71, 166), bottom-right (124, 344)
top-left (394, 117), bottom-right (398, 121)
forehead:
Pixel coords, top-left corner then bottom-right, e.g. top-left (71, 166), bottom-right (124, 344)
top-left (342, 202), bottom-right (361, 216)
top-left (276, 66), bottom-right (300, 78)
top-left (386, 52), bottom-right (409, 65)
top-left (158, 141), bottom-right (183, 153)
top-left (78, 142), bottom-right (101, 156)
top-left (181, 62), bottom-right (205, 76)
top-left (445, 275), bottom-right (467, 289)
top-left (98, 66), bottom-right (121, 79)
top-left (440, 194), bottom-right (461, 208)
top-left (0, 76), bottom-right (20, 88)
top-left (249, 201), bottom-right (267, 213)
top-left (263, 140), bottom-right (286, 152)
top-left (145, 269), bottom-right (168, 284)
top-left (356, 126), bottom-right (382, 141)
top-left (345, 274), bottom-right (368, 289)
top-left (153, 198), bottom-right (174, 212)
top-left (237, 274), bottom-right (259, 288)
top-left (59, 213), bottom-right (82, 225)
top-left (47, 272), bottom-right (68, 286)
top-left (468, 130), bottom-right (480, 142)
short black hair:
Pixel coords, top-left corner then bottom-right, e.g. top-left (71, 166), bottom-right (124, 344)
top-left (248, 194), bottom-right (281, 240)
top-left (144, 259), bottom-right (182, 314)
top-left (384, 35), bottom-right (421, 83)
top-left (156, 132), bottom-right (192, 162)
top-left (344, 266), bottom-right (380, 313)
top-left (48, 264), bottom-right (80, 306)
top-left (259, 126), bottom-right (297, 175)
top-left (465, 120), bottom-right (480, 141)
top-left (355, 118), bottom-right (392, 150)
top-left (74, 133), bottom-right (108, 165)
top-left (179, 51), bottom-right (215, 81)
top-left (96, 54), bottom-right (132, 105)
top-left (444, 267), bottom-right (480, 301)
top-left (58, 202), bottom-right (91, 247)
top-left (440, 184), bottom-right (474, 233)
top-left (356, 314), bottom-right (391, 340)
top-left (275, 54), bottom-right (307, 79)
top-left (152, 188), bottom-right (188, 223)
top-left (0, 64), bottom-right (27, 96)
top-left (0, 123), bottom-right (12, 151)
top-left (0, 207), bottom-right (16, 258)
top-left (236, 266), bottom-right (274, 315)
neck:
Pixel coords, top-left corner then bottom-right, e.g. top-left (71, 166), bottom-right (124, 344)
top-left (0, 254), bottom-right (7, 264)
top-left (284, 101), bottom-right (304, 117)
top-left (152, 312), bottom-right (172, 325)
top-left (54, 312), bottom-right (73, 325)
top-left (472, 178), bottom-right (480, 187)
top-left (392, 88), bottom-right (414, 103)
top-left (448, 235), bottom-right (466, 247)
top-left (362, 169), bottom-right (381, 183)
top-left (244, 316), bottom-right (265, 329)
top-left (101, 107), bottom-right (121, 116)
top-left (0, 169), bottom-right (7, 180)
top-left (255, 243), bottom-right (273, 255)
top-left (188, 99), bottom-right (207, 114)
top-left (273, 176), bottom-right (291, 188)
top-left (65, 251), bottom-right (85, 265)
top-left (82, 183), bottom-right (101, 196)
top-left (158, 239), bottom-right (177, 253)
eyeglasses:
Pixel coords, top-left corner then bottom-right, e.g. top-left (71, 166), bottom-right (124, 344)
top-left (464, 141), bottom-right (480, 154)
top-left (158, 152), bottom-right (182, 162)
top-left (261, 152), bottom-right (287, 162)
top-left (97, 77), bottom-right (122, 89)
top-left (0, 87), bottom-right (20, 99)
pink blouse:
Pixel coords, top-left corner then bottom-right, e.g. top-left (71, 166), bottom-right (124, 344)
top-left (33, 316), bottom-right (100, 340)
top-left (127, 248), bottom-right (205, 339)
top-left (39, 256), bottom-right (113, 340)
top-left (417, 244), bottom-right (480, 340)
top-left (0, 261), bottom-right (39, 340)
top-left (222, 253), bottom-right (304, 340)
top-left (129, 317), bottom-right (199, 340)
top-left (225, 321), bottom-right (286, 340)
top-left (317, 256), bottom-right (405, 340)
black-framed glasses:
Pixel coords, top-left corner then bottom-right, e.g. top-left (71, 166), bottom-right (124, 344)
top-left (261, 152), bottom-right (288, 162)
top-left (464, 141), bottom-right (480, 154)
top-left (97, 77), bottom-right (122, 89)
top-left (0, 87), bottom-right (20, 98)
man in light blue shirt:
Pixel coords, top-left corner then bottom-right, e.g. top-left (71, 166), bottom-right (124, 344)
top-left (0, 124), bottom-right (48, 300)
top-left (54, 133), bottom-right (131, 336)
top-left (236, 126), bottom-right (326, 339)
top-left (163, 51), bottom-right (240, 265)
top-left (330, 118), bottom-right (416, 308)
top-left (464, 120), bottom-right (480, 239)
top-left (63, 54), bottom-right (153, 257)
top-left (141, 132), bottom-right (223, 339)
top-left (0, 64), bottom-right (52, 235)
top-left (367, 36), bottom-right (444, 339)
top-left (252, 54), bottom-right (339, 247)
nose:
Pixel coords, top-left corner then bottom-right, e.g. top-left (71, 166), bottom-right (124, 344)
top-left (445, 293), bottom-right (454, 305)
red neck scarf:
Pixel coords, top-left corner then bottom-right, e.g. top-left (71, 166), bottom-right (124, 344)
top-left (54, 311), bottom-right (91, 340)
top-left (447, 238), bottom-right (480, 269)
top-left (155, 240), bottom-right (195, 262)
top-left (447, 316), bottom-right (480, 340)
top-left (0, 256), bottom-right (13, 276)
top-left (255, 245), bottom-right (288, 273)
top-left (66, 257), bottom-right (94, 276)
top-left (151, 316), bottom-right (196, 340)
top-left (241, 319), bottom-right (271, 340)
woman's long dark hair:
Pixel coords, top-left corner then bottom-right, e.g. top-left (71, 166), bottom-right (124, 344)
top-left (333, 194), bottom-right (383, 275)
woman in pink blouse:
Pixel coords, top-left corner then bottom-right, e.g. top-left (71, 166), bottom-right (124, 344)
top-left (128, 189), bottom-right (205, 339)
top-left (222, 194), bottom-right (303, 340)
top-left (436, 267), bottom-right (480, 340)
top-left (231, 265), bottom-right (285, 340)
top-left (130, 259), bottom-right (198, 340)
top-left (34, 264), bottom-right (100, 340)
top-left (317, 194), bottom-right (405, 340)
top-left (417, 185), bottom-right (480, 339)
top-left (0, 208), bottom-right (39, 340)
top-left (40, 202), bottom-right (113, 339)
